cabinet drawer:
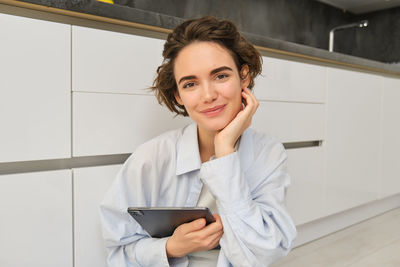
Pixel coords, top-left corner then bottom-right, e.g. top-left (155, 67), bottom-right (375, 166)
top-left (72, 92), bottom-right (192, 156)
top-left (252, 101), bottom-right (325, 143)
top-left (380, 77), bottom-right (400, 198)
top-left (254, 56), bottom-right (326, 103)
top-left (72, 26), bottom-right (164, 95)
top-left (325, 67), bottom-right (381, 214)
top-left (0, 13), bottom-right (71, 163)
top-left (73, 165), bottom-right (122, 267)
top-left (0, 170), bottom-right (72, 267)
top-left (286, 146), bottom-right (325, 225)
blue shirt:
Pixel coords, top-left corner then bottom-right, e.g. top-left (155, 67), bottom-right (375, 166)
top-left (100, 123), bottom-right (297, 267)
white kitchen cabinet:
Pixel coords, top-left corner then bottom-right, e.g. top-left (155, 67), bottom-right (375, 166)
top-left (286, 146), bottom-right (325, 225)
top-left (72, 92), bottom-right (192, 156)
top-left (254, 56), bottom-right (326, 103)
top-left (325, 67), bottom-right (382, 215)
top-left (73, 164), bottom-right (122, 267)
top-left (0, 170), bottom-right (72, 267)
top-left (252, 101), bottom-right (325, 143)
top-left (72, 25), bottom-right (164, 95)
top-left (380, 77), bottom-right (400, 198)
top-left (0, 13), bottom-right (71, 163)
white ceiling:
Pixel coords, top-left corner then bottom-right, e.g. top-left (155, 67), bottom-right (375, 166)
top-left (317, 0), bottom-right (400, 14)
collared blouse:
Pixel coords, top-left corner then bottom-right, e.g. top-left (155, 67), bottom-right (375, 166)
top-left (100, 123), bottom-right (297, 267)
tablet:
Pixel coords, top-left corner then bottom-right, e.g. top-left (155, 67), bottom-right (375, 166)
top-left (127, 207), bottom-right (215, 238)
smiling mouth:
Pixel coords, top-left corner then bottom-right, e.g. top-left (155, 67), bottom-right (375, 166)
top-left (200, 104), bottom-right (226, 116)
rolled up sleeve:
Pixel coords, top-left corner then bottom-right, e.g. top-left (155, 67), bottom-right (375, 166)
top-left (199, 143), bottom-right (297, 267)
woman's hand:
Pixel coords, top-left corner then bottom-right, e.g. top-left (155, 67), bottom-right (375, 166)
top-left (166, 214), bottom-right (223, 258)
top-left (214, 87), bottom-right (259, 158)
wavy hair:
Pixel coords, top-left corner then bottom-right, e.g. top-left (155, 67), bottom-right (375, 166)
top-left (151, 16), bottom-right (262, 116)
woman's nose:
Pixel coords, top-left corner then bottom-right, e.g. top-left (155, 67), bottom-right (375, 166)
top-left (202, 82), bottom-right (217, 103)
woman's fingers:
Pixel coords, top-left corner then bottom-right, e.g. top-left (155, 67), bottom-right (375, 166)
top-left (239, 88), bottom-right (257, 127)
top-left (187, 214), bottom-right (223, 240)
top-left (214, 88), bottom-right (259, 158)
top-left (209, 230), bottom-right (223, 248)
top-left (204, 229), bottom-right (224, 249)
top-left (167, 214), bottom-right (225, 257)
top-left (178, 218), bottom-right (206, 235)
top-left (200, 219), bottom-right (223, 236)
top-left (243, 87), bottom-right (258, 115)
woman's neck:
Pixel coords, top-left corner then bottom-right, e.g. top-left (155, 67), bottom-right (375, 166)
top-left (197, 126), bottom-right (216, 163)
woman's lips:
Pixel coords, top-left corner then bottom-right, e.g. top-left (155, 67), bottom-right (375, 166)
top-left (200, 104), bottom-right (226, 117)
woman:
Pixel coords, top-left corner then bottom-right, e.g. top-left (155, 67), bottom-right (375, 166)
top-left (100, 16), bottom-right (297, 267)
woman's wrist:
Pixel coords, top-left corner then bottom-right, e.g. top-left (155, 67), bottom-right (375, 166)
top-left (215, 145), bottom-right (235, 158)
top-left (166, 237), bottom-right (187, 258)
top-left (166, 237), bottom-right (177, 258)
top-left (214, 131), bottom-right (239, 157)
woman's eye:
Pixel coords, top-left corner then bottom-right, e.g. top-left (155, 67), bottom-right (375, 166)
top-left (183, 82), bottom-right (195, 88)
top-left (216, 74), bottom-right (228, 80)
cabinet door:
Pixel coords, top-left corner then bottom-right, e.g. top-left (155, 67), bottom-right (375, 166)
top-left (325, 67), bottom-right (382, 215)
top-left (0, 170), bottom-right (72, 267)
top-left (72, 25), bottom-right (164, 95)
top-left (254, 56), bottom-right (326, 103)
top-left (72, 92), bottom-right (192, 156)
top-left (0, 13), bottom-right (71, 163)
top-left (73, 164), bottom-right (122, 267)
top-left (380, 77), bottom-right (400, 198)
top-left (286, 146), bottom-right (325, 225)
top-left (252, 101), bottom-right (325, 143)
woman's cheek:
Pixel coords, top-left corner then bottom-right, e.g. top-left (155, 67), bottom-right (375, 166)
top-left (180, 92), bottom-right (198, 113)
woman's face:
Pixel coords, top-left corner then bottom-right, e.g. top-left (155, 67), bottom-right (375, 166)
top-left (174, 41), bottom-right (249, 133)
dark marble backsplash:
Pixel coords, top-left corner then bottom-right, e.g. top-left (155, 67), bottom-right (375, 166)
top-left (114, 0), bottom-right (400, 64)
top-left (16, 0), bottom-right (400, 64)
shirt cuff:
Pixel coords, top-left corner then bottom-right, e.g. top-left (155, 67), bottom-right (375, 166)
top-left (132, 237), bottom-right (187, 266)
top-left (199, 152), bottom-right (252, 213)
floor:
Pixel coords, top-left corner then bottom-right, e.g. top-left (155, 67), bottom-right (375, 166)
top-left (271, 208), bottom-right (400, 267)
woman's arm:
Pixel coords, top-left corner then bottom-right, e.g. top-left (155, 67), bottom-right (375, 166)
top-left (199, 87), bottom-right (296, 266)
top-left (200, 139), bottom-right (297, 267)
top-left (99, 155), bottom-right (189, 267)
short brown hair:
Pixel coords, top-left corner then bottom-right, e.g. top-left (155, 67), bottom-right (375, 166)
top-left (151, 16), bottom-right (262, 116)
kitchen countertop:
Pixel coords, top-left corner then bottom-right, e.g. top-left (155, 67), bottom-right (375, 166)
top-left (3, 0), bottom-right (400, 76)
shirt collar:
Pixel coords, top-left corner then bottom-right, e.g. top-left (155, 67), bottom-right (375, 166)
top-left (175, 123), bottom-right (255, 175)
top-left (176, 123), bottom-right (202, 176)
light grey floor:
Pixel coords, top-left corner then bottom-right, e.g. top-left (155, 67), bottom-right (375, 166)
top-left (271, 208), bottom-right (400, 267)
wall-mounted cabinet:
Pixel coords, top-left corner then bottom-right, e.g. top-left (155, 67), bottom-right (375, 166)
top-left (0, 13), bottom-right (71, 163)
top-left (72, 26), bottom-right (164, 95)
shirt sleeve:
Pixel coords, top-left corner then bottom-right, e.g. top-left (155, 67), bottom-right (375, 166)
top-left (199, 140), bottom-right (297, 267)
top-left (99, 155), bottom-right (189, 267)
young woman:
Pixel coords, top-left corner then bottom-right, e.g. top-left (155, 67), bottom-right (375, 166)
top-left (100, 16), bottom-right (297, 267)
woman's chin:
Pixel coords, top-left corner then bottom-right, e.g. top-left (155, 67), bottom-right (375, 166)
top-left (200, 120), bottom-right (230, 133)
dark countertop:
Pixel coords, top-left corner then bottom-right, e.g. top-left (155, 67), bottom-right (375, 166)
top-left (9, 0), bottom-right (400, 76)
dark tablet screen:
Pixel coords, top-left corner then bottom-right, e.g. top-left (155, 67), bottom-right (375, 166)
top-left (127, 207), bottom-right (215, 238)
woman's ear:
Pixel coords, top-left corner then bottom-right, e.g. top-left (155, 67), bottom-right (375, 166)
top-left (240, 64), bottom-right (250, 89)
top-left (174, 90), bottom-right (183, 105)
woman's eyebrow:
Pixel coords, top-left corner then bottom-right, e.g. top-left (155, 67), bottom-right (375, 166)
top-left (210, 66), bottom-right (233, 75)
top-left (178, 66), bottom-right (233, 85)
top-left (178, 75), bottom-right (196, 85)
